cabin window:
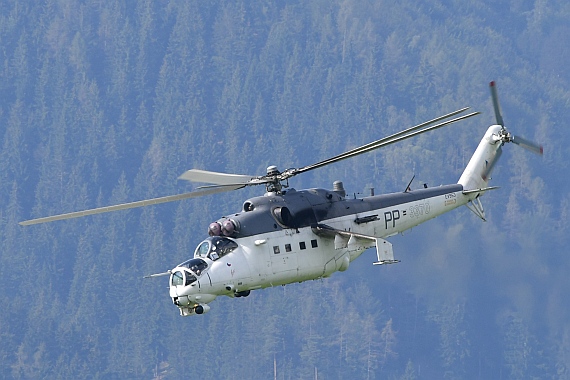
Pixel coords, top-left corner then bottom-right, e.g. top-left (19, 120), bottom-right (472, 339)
top-left (299, 242), bottom-right (306, 250)
top-left (285, 244), bottom-right (292, 252)
top-left (311, 239), bottom-right (318, 248)
top-left (273, 246), bottom-right (280, 254)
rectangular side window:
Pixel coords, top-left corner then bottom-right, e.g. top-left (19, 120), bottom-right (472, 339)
top-left (299, 241), bottom-right (306, 250)
top-left (311, 239), bottom-right (318, 248)
top-left (273, 246), bottom-right (280, 254)
top-left (285, 244), bottom-right (292, 252)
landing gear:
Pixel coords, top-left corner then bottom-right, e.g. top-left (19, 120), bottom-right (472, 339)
top-left (235, 290), bottom-right (250, 298)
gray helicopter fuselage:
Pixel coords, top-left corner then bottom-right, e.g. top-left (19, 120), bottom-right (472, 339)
top-left (170, 183), bottom-right (469, 316)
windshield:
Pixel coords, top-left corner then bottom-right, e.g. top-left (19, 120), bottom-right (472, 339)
top-left (193, 237), bottom-right (238, 261)
top-left (195, 241), bottom-right (210, 257)
top-left (171, 271), bottom-right (184, 286)
top-left (170, 269), bottom-right (198, 287)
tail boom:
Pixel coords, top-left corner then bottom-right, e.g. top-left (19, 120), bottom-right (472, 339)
top-left (458, 125), bottom-right (504, 194)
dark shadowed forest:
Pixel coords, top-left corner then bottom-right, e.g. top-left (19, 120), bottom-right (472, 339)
top-left (1, 1), bottom-right (569, 379)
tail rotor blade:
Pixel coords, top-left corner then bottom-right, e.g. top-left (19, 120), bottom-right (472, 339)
top-left (489, 81), bottom-right (505, 127)
top-left (489, 80), bottom-right (543, 156)
top-left (511, 134), bottom-right (544, 155)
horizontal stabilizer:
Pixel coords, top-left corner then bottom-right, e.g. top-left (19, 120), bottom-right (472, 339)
top-left (462, 186), bottom-right (500, 195)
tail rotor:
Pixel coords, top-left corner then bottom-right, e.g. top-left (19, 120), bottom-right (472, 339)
top-left (489, 81), bottom-right (543, 155)
top-left (458, 81), bottom-right (543, 197)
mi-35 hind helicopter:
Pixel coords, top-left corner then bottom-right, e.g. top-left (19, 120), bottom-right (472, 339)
top-left (20, 81), bottom-right (542, 317)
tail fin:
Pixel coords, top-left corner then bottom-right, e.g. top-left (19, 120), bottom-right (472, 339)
top-left (459, 81), bottom-right (543, 205)
top-left (458, 125), bottom-right (504, 193)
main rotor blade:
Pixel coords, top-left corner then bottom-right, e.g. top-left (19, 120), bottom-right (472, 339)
top-left (19, 184), bottom-right (244, 226)
top-left (489, 81), bottom-right (505, 126)
top-left (303, 107), bottom-right (469, 170)
top-left (512, 134), bottom-right (544, 155)
top-left (178, 169), bottom-right (257, 185)
top-left (288, 109), bottom-right (479, 177)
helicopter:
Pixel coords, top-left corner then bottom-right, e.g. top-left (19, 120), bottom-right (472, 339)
top-left (20, 81), bottom-right (542, 317)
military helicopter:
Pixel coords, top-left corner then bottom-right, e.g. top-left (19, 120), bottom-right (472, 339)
top-left (20, 81), bottom-right (542, 316)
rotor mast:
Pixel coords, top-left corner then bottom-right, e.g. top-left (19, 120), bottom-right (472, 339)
top-left (265, 165), bottom-right (288, 194)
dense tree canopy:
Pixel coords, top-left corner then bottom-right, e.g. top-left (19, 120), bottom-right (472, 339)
top-left (0, 0), bottom-right (568, 378)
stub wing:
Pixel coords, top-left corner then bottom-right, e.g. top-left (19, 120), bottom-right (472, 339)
top-left (312, 224), bottom-right (398, 265)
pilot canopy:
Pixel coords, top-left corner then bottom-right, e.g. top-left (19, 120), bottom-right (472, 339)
top-left (171, 258), bottom-right (209, 287)
top-left (193, 236), bottom-right (238, 261)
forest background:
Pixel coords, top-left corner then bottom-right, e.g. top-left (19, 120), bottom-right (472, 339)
top-left (1, 0), bottom-right (569, 379)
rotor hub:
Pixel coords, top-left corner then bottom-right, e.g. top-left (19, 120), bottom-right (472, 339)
top-left (264, 166), bottom-right (291, 194)
top-left (266, 165), bottom-right (280, 176)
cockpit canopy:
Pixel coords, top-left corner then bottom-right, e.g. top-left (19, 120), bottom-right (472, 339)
top-left (178, 258), bottom-right (208, 275)
top-left (171, 270), bottom-right (196, 287)
top-left (193, 236), bottom-right (238, 261)
top-left (171, 238), bottom-right (238, 287)
top-left (171, 258), bottom-right (209, 287)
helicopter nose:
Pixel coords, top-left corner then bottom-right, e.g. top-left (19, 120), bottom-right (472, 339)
top-left (170, 285), bottom-right (196, 307)
top-left (169, 282), bottom-right (197, 298)
top-left (172, 295), bottom-right (192, 307)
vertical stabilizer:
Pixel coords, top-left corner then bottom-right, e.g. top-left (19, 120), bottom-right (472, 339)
top-left (458, 125), bottom-right (504, 192)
